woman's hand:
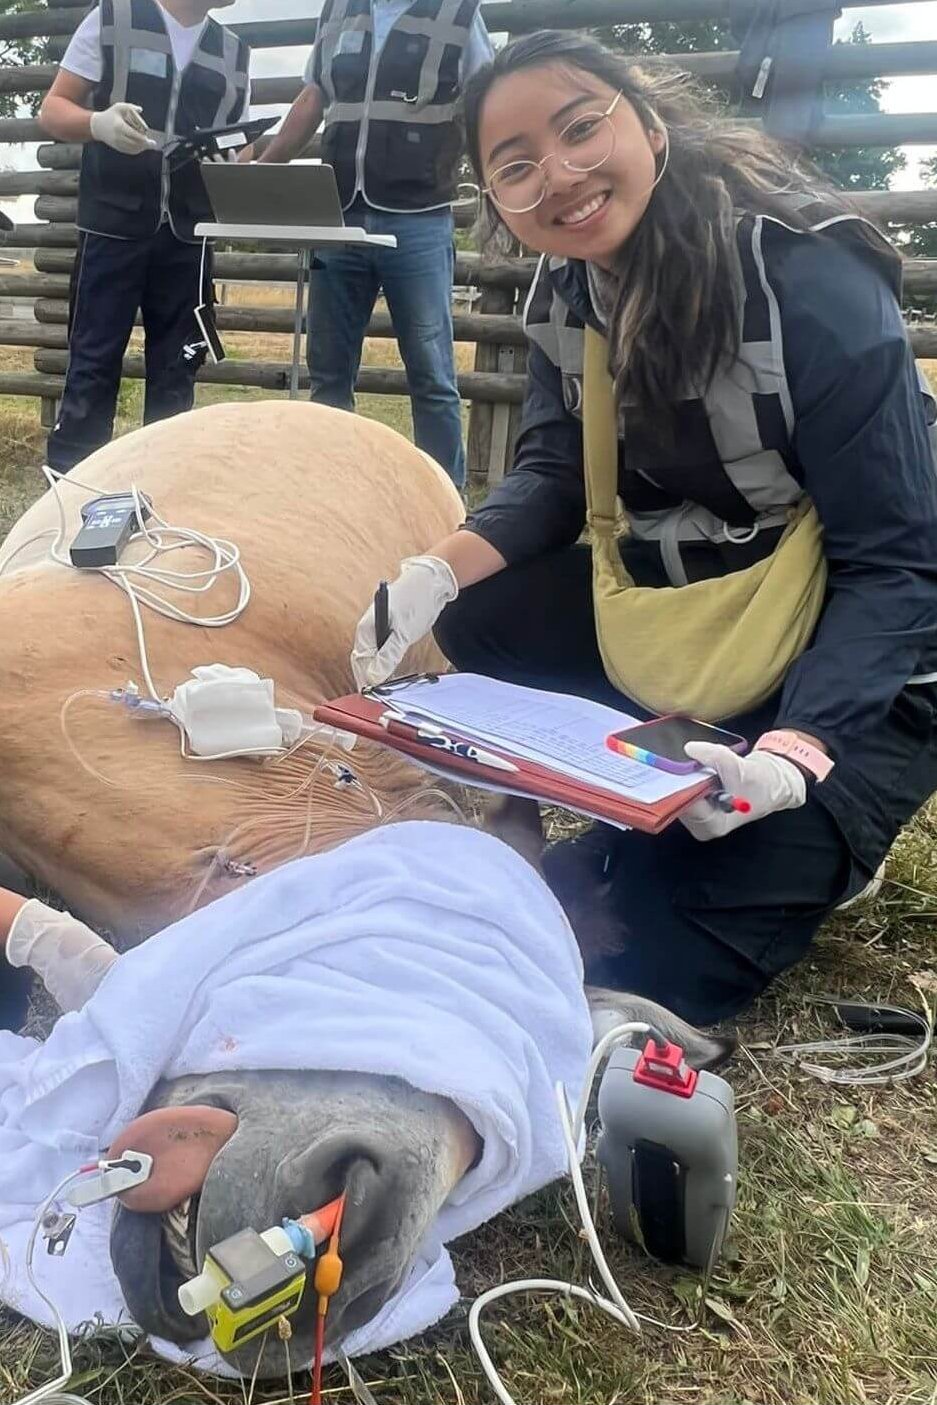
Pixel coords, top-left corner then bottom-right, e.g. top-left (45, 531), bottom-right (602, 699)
top-left (350, 532), bottom-right (507, 689)
top-left (351, 556), bottom-right (459, 689)
top-left (679, 742), bottom-right (807, 841)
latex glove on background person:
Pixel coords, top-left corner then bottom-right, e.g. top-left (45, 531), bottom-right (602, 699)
top-left (679, 741), bottom-right (808, 842)
top-left (351, 556), bottom-right (459, 690)
top-left (89, 102), bottom-right (156, 155)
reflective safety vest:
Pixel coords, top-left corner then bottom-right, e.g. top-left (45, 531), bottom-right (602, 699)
top-left (310, 0), bottom-right (480, 212)
top-left (78, 0), bottom-right (250, 243)
top-left (523, 196), bottom-right (937, 588)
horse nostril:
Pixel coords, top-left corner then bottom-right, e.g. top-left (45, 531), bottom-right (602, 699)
top-left (276, 1134), bottom-right (383, 1221)
top-left (273, 1143), bottom-right (413, 1345)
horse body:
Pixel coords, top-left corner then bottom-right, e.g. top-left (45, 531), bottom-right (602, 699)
top-left (0, 401), bottom-right (463, 938)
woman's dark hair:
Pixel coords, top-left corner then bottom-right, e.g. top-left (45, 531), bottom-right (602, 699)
top-left (463, 31), bottom-right (882, 418)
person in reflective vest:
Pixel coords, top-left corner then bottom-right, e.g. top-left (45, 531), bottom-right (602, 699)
top-left (350, 32), bottom-right (937, 1025)
top-left (39, 0), bottom-right (250, 473)
top-left (246, 0), bottom-right (494, 490)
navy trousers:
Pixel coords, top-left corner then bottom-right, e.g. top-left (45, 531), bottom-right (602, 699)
top-left (46, 224), bottom-right (211, 473)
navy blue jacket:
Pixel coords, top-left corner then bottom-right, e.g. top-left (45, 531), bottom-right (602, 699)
top-left (466, 223), bottom-right (937, 747)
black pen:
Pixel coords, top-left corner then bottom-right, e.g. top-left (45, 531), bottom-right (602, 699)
top-left (374, 580), bottom-right (390, 650)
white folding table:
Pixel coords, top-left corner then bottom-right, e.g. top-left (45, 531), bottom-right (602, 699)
top-left (194, 222), bottom-right (398, 399)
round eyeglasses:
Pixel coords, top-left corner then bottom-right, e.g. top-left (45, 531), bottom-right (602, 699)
top-left (482, 92), bottom-right (623, 215)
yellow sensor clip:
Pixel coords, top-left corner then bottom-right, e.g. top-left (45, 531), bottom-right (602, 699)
top-left (178, 1226), bottom-right (307, 1353)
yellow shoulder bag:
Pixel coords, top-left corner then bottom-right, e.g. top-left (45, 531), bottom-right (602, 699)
top-left (582, 326), bottom-right (828, 722)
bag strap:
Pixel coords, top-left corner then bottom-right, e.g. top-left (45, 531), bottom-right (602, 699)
top-left (583, 326), bottom-right (621, 537)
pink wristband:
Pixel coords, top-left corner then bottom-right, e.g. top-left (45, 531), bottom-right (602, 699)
top-left (754, 730), bottom-right (834, 782)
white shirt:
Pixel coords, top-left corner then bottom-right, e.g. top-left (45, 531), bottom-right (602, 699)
top-left (62, 5), bottom-right (209, 85)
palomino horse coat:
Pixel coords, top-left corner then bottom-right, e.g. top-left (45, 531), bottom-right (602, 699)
top-left (0, 401), bottom-right (463, 940)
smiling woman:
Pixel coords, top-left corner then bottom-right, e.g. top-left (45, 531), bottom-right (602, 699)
top-left (476, 78), bottom-right (666, 262)
top-left (461, 31), bottom-right (899, 418)
top-left (351, 30), bottom-right (937, 1028)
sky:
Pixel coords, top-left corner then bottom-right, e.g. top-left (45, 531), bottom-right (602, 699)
top-left (1, 0), bottom-right (935, 227)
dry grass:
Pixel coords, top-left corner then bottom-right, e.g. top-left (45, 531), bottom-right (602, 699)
top-left (218, 286), bottom-right (476, 372)
top-left (0, 373), bottom-right (935, 1405)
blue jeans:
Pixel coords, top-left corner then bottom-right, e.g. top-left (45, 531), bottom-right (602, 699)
top-left (306, 199), bottom-right (465, 488)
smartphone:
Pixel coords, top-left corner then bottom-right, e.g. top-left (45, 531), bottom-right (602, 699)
top-left (606, 715), bottom-right (748, 775)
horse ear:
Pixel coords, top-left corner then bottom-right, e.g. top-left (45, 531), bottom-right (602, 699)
top-left (584, 985), bottom-right (737, 1071)
top-left (108, 1105), bottom-right (238, 1211)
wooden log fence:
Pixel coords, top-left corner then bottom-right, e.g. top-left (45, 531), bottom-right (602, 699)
top-left (22, 348), bottom-right (527, 401)
top-left (22, 247), bottom-right (543, 290)
top-left (28, 297), bottom-right (530, 346)
top-left (14, 244), bottom-right (937, 298)
top-left (1, 1), bottom-right (936, 482)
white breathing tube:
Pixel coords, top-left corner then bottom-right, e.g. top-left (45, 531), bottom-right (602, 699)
top-left (773, 998), bottom-right (932, 1085)
top-left (12, 1170), bottom-right (98, 1405)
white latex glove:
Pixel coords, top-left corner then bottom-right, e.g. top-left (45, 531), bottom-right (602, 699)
top-left (89, 102), bottom-right (156, 155)
top-left (351, 555), bottom-right (458, 689)
top-left (679, 742), bottom-right (807, 842)
top-left (6, 899), bottom-right (119, 1012)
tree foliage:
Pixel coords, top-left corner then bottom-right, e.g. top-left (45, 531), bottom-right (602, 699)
top-left (905, 153), bottom-right (937, 262)
top-left (594, 17), bottom-right (905, 193)
top-left (0, 0), bottom-right (53, 120)
top-left (811, 23), bottom-right (905, 191)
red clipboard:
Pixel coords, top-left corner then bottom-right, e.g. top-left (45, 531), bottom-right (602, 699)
top-left (313, 692), bottom-right (711, 834)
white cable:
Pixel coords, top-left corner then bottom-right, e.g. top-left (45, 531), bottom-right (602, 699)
top-left (13, 1169), bottom-right (94, 1405)
top-left (0, 528), bottom-right (58, 575)
top-left (0, 466), bottom-right (108, 582)
top-left (199, 235), bottom-right (209, 314)
top-left (773, 999), bottom-right (931, 1086)
top-left (573, 1019), bottom-right (657, 1137)
top-left (30, 465), bottom-right (251, 707)
top-left (468, 1281), bottom-right (637, 1405)
top-left (469, 1022), bottom-right (663, 1405)
top-left (555, 1080), bottom-right (642, 1332)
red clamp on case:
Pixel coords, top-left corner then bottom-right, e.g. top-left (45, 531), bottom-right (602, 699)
top-left (632, 1038), bottom-right (699, 1098)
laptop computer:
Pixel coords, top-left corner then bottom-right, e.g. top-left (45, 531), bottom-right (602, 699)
top-left (201, 161), bottom-right (351, 232)
top-left (197, 161), bottom-right (396, 246)
top-left (198, 161), bottom-right (396, 245)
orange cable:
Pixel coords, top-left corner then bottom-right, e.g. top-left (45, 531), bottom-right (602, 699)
top-left (309, 1194), bottom-right (346, 1405)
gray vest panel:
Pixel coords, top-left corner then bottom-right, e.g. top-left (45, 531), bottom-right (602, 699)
top-left (523, 208), bottom-right (935, 587)
top-left (314, 0), bottom-right (477, 211)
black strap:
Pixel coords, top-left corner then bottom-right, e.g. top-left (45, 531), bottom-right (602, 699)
top-left (632, 1140), bottom-right (687, 1264)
